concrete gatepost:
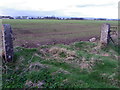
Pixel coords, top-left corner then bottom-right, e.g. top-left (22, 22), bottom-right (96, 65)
top-left (100, 23), bottom-right (110, 48)
top-left (0, 19), bottom-right (2, 90)
top-left (0, 20), bottom-right (2, 58)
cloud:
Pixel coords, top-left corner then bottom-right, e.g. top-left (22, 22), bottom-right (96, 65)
top-left (0, 8), bottom-right (60, 16)
top-left (76, 3), bottom-right (115, 8)
top-left (0, 0), bottom-right (119, 18)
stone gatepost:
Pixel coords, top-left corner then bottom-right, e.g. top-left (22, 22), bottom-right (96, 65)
top-left (1, 24), bottom-right (14, 62)
top-left (100, 23), bottom-right (110, 48)
top-left (0, 20), bottom-right (2, 58)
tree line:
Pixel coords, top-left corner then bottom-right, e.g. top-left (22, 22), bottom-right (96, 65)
top-left (0, 16), bottom-right (118, 21)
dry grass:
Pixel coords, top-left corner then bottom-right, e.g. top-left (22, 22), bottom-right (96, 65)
top-left (28, 62), bottom-right (48, 71)
top-left (51, 68), bottom-right (70, 75)
top-left (25, 80), bottom-right (45, 88)
top-left (49, 47), bottom-right (76, 60)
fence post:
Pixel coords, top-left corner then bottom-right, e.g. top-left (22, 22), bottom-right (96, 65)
top-left (100, 23), bottom-right (110, 48)
top-left (1, 24), bottom-right (14, 62)
top-left (0, 22), bottom-right (2, 58)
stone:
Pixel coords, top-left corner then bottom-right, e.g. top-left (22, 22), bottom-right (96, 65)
top-left (100, 23), bottom-right (110, 48)
top-left (89, 37), bottom-right (96, 42)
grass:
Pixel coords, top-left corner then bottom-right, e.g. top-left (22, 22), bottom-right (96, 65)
top-left (2, 19), bottom-right (117, 32)
top-left (1, 19), bottom-right (118, 48)
top-left (2, 41), bottom-right (119, 88)
top-left (1, 19), bottom-right (119, 88)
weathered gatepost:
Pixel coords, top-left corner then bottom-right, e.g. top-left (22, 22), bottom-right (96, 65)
top-left (0, 24), bottom-right (14, 62)
top-left (100, 23), bottom-right (111, 48)
top-left (0, 23), bottom-right (2, 59)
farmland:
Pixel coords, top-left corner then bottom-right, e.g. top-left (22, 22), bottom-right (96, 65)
top-left (1, 19), bottom-right (119, 88)
top-left (2, 19), bottom-right (118, 48)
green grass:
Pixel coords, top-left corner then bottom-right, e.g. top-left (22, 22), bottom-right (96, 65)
top-left (1, 19), bottom-right (118, 48)
top-left (1, 19), bottom-right (119, 88)
top-left (2, 41), bottom-right (119, 88)
top-left (2, 19), bottom-right (118, 29)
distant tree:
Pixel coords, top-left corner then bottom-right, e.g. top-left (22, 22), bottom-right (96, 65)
top-left (9, 17), bottom-right (14, 19)
top-left (15, 16), bottom-right (22, 19)
top-left (22, 16), bottom-right (28, 19)
top-left (97, 18), bottom-right (106, 20)
top-left (70, 18), bottom-right (84, 20)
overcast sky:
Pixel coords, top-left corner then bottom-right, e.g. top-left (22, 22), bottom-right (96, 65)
top-left (0, 0), bottom-right (119, 19)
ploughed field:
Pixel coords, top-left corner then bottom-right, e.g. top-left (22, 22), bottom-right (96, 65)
top-left (2, 19), bottom-right (117, 48)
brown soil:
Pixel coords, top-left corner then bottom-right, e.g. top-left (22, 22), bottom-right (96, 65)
top-left (14, 35), bottom-right (99, 48)
top-left (13, 25), bottom-right (100, 48)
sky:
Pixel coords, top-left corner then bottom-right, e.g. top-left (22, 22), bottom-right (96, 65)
top-left (0, 0), bottom-right (119, 19)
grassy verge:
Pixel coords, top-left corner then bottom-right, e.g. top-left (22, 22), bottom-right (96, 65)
top-left (2, 41), bottom-right (119, 88)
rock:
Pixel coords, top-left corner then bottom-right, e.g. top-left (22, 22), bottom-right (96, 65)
top-left (89, 37), bottom-right (96, 42)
